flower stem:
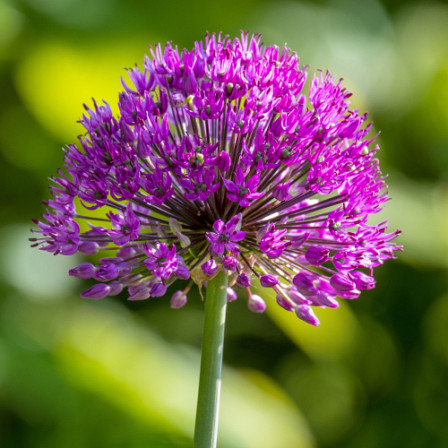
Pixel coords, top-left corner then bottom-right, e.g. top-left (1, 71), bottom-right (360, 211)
top-left (194, 270), bottom-right (228, 448)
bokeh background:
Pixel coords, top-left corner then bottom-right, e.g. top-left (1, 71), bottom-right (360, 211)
top-left (1, 0), bottom-right (448, 446)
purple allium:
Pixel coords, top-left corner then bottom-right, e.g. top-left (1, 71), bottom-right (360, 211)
top-left (31, 32), bottom-right (401, 325)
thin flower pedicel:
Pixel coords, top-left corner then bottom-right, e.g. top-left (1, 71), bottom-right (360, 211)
top-left (31, 32), bottom-right (401, 326)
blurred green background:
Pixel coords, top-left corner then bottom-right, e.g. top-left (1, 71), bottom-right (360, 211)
top-left (1, 0), bottom-right (448, 446)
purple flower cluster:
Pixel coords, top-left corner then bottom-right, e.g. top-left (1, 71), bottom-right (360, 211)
top-left (31, 32), bottom-right (401, 326)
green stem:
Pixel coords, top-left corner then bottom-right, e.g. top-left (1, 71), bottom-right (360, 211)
top-left (194, 270), bottom-right (228, 448)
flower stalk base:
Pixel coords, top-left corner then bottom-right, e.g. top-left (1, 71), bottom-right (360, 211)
top-left (194, 271), bottom-right (228, 448)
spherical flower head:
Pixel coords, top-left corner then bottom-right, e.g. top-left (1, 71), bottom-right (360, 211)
top-left (31, 31), bottom-right (401, 326)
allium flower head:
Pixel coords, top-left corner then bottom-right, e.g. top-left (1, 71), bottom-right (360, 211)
top-left (31, 32), bottom-right (401, 325)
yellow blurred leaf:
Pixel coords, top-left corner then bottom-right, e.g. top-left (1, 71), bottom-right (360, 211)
top-left (49, 301), bottom-right (315, 448)
top-left (15, 38), bottom-right (151, 141)
top-left (252, 283), bottom-right (361, 360)
top-left (380, 177), bottom-right (448, 268)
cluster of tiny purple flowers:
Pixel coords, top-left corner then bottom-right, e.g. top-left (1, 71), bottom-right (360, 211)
top-left (31, 32), bottom-right (401, 326)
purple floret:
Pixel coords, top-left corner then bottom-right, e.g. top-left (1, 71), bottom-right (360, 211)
top-left (206, 214), bottom-right (246, 255)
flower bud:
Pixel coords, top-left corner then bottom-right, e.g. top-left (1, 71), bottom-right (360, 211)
top-left (260, 274), bottom-right (279, 288)
top-left (310, 291), bottom-right (339, 308)
top-left (69, 262), bottom-right (95, 279)
top-left (94, 263), bottom-right (119, 281)
top-left (170, 290), bottom-right (187, 309)
top-left (81, 283), bottom-right (110, 299)
top-left (248, 294), bottom-right (266, 313)
top-left (295, 305), bottom-right (320, 326)
top-left (117, 246), bottom-right (137, 258)
top-left (78, 242), bottom-right (99, 255)
top-left (222, 254), bottom-right (238, 271)
top-left (337, 289), bottom-right (361, 300)
top-left (176, 263), bottom-right (191, 280)
top-left (330, 273), bottom-right (356, 292)
top-left (150, 282), bottom-right (167, 297)
top-left (293, 271), bottom-right (316, 296)
top-left (217, 151), bottom-right (231, 171)
top-left (120, 120), bottom-right (135, 142)
top-left (276, 294), bottom-right (294, 312)
top-left (272, 182), bottom-right (291, 201)
top-left (128, 286), bottom-right (151, 301)
top-left (305, 246), bottom-right (329, 266)
top-left (290, 233), bottom-right (309, 248)
top-left (201, 259), bottom-right (218, 276)
top-left (350, 270), bottom-right (375, 290)
top-left (308, 280), bottom-right (339, 307)
top-left (108, 281), bottom-right (123, 296)
top-left (236, 272), bottom-right (251, 288)
top-left (227, 287), bottom-right (237, 302)
top-left (288, 286), bottom-right (310, 305)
